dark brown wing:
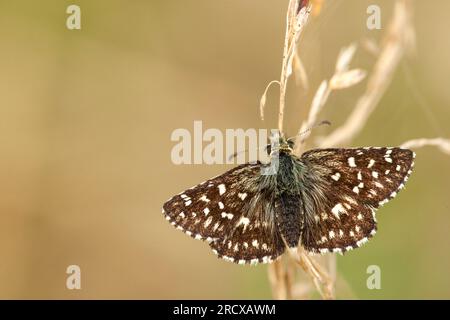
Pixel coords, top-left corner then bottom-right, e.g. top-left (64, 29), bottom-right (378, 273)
top-left (163, 163), bottom-right (286, 264)
top-left (298, 147), bottom-right (415, 254)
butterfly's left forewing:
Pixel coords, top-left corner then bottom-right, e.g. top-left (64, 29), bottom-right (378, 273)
top-left (162, 163), bottom-right (286, 264)
top-left (298, 147), bottom-right (415, 254)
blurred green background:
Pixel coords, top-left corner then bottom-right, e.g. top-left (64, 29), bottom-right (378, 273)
top-left (0, 0), bottom-right (449, 299)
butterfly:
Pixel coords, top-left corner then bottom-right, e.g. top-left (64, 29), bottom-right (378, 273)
top-left (162, 136), bottom-right (415, 265)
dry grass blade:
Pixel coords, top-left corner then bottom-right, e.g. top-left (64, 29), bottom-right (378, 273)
top-left (268, 260), bottom-right (288, 300)
top-left (318, 0), bottom-right (415, 148)
top-left (295, 43), bottom-right (366, 154)
top-left (401, 138), bottom-right (450, 155)
top-left (293, 52), bottom-right (309, 90)
top-left (335, 43), bottom-right (357, 73)
top-left (260, 80), bottom-right (281, 121)
top-left (259, 0), bottom-right (312, 130)
top-left (287, 248), bottom-right (334, 299)
top-left (329, 69), bottom-right (367, 90)
top-left (295, 80), bottom-right (329, 147)
top-left (278, 1), bottom-right (311, 132)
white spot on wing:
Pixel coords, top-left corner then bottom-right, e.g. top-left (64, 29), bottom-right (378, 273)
top-left (331, 203), bottom-right (346, 218)
top-left (356, 237), bottom-right (368, 247)
top-left (348, 157), bottom-right (356, 167)
top-left (238, 193), bottom-right (248, 200)
top-left (221, 212), bottom-right (233, 220)
top-left (357, 171), bottom-right (363, 180)
top-left (331, 172), bottom-right (341, 181)
top-left (237, 217), bottom-right (250, 232)
top-left (218, 184), bottom-right (226, 195)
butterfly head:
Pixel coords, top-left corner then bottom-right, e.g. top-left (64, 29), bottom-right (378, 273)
top-left (266, 135), bottom-right (295, 156)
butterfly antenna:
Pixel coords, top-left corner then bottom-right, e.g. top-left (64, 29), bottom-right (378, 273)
top-left (292, 120), bottom-right (331, 142)
top-left (228, 145), bottom-right (268, 162)
top-left (228, 149), bottom-right (247, 162)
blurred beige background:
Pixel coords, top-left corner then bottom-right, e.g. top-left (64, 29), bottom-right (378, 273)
top-left (0, 0), bottom-right (449, 299)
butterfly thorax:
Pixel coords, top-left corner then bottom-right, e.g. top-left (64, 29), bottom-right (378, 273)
top-left (275, 150), bottom-right (305, 191)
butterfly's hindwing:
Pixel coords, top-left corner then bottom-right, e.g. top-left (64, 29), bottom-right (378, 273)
top-left (209, 214), bottom-right (285, 265)
top-left (298, 147), bottom-right (415, 254)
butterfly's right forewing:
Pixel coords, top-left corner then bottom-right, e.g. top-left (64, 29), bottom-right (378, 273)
top-left (298, 147), bottom-right (415, 254)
